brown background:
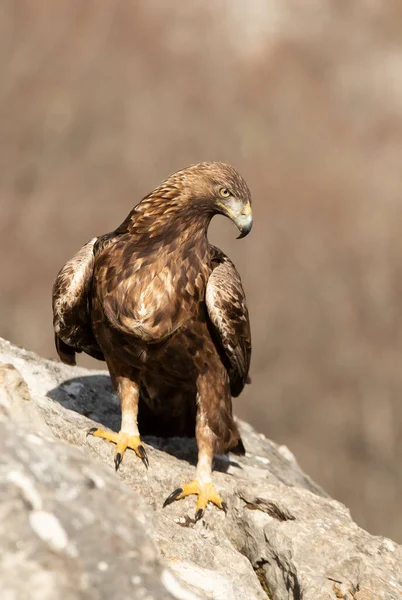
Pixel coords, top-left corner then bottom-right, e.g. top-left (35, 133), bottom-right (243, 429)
top-left (1, 1), bottom-right (402, 542)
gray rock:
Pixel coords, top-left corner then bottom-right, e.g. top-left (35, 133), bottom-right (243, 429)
top-left (0, 336), bottom-right (401, 600)
top-left (0, 362), bottom-right (185, 600)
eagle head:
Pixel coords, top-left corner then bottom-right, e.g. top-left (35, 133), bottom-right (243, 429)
top-left (138, 162), bottom-right (253, 240)
top-left (168, 162), bottom-right (253, 239)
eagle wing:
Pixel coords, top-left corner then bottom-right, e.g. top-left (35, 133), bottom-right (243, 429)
top-left (206, 245), bottom-right (251, 397)
top-left (52, 237), bottom-right (104, 364)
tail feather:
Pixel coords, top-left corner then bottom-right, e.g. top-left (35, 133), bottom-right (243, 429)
top-left (230, 436), bottom-right (246, 456)
top-left (55, 334), bottom-right (78, 366)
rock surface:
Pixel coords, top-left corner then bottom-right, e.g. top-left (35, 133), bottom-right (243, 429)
top-left (0, 336), bottom-right (401, 600)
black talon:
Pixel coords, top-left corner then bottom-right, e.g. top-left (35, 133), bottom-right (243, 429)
top-left (163, 487), bottom-right (183, 508)
top-left (86, 427), bottom-right (98, 437)
top-left (138, 445), bottom-right (149, 469)
top-left (114, 452), bottom-right (122, 471)
top-left (221, 502), bottom-right (228, 514)
top-left (195, 508), bottom-right (204, 522)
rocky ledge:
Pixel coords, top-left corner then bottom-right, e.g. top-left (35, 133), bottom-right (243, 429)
top-left (0, 337), bottom-right (400, 600)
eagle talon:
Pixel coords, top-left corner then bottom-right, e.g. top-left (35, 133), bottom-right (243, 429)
top-left (163, 488), bottom-right (184, 508)
top-left (195, 508), bottom-right (204, 522)
top-left (163, 480), bottom-right (225, 519)
top-left (137, 444), bottom-right (149, 469)
top-left (114, 452), bottom-right (122, 471)
top-left (86, 428), bottom-right (147, 469)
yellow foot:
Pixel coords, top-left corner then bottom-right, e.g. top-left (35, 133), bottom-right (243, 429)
top-left (87, 428), bottom-right (148, 471)
top-left (163, 480), bottom-right (227, 521)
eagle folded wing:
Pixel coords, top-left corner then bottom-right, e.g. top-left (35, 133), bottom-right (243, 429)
top-left (205, 246), bottom-right (251, 397)
top-left (52, 237), bottom-right (103, 363)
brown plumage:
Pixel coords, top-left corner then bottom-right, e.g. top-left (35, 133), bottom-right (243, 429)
top-left (52, 161), bottom-right (252, 519)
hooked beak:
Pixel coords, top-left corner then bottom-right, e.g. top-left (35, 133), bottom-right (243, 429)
top-left (235, 210), bottom-right (253, 239)
top-left (217, 199), bottom-right (253, 239)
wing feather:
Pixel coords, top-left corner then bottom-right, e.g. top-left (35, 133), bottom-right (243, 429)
top-left (206, 246), bottom-right (251, 397)
top-left (52, 237), bottom-right (103, 363)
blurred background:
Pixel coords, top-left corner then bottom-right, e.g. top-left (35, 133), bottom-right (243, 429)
top-left (1, 0), bottom-right (402, 542)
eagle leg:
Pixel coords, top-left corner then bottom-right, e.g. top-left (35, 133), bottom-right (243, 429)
top-left (87, 428), bottom-right (148, 470)
top-left (87, 370), bottom-right (148, 470)
top-left (163, 424), bottom-right (226, 520)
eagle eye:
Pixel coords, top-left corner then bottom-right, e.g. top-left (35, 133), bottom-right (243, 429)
top-left (219, 187), bottom-right (230, 198)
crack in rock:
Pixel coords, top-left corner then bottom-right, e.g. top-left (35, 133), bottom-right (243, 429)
top-left (242, 497), bottom-right (295, 522)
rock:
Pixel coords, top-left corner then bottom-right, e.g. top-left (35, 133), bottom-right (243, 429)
top-left (0, 336), bottom-right (401, 600)
top-left (0, 368), bottom-right (184, 599)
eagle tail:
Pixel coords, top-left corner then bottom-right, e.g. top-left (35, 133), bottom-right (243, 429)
top-left (230, 436), bottom-right (246, 456)
top-left (55, 334), bottom-right (78, 366)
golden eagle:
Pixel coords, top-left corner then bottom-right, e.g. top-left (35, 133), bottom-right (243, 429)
top-left (53, 162), bottom-right (252, 520)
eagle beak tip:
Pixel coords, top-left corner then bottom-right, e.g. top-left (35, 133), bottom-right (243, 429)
top-left (236, 214), bottom-right (253, 239)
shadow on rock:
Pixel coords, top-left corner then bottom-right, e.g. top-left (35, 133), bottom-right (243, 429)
top-left (47, 374), bottom-right (120, 430)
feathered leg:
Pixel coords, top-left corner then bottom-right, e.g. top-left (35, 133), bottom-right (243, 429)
top-left (163, 415), bottom-right (226, 521)
top-left (87, 366), bottom-right (148, 470)
top-left (163, 371), bottom-right (232, 520)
